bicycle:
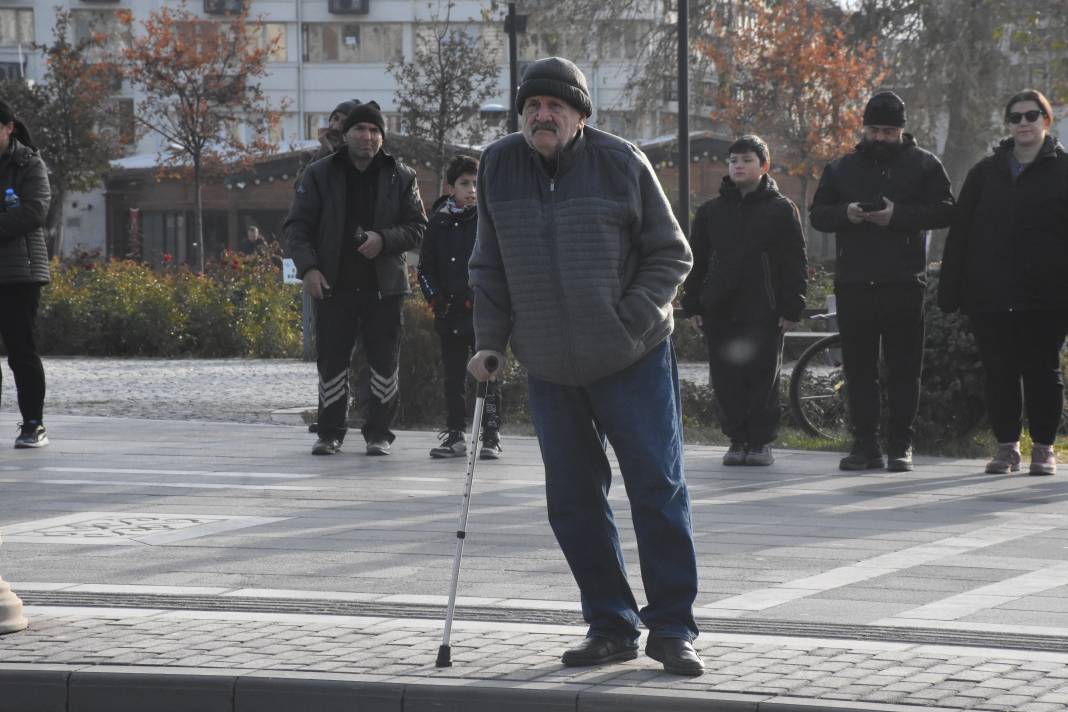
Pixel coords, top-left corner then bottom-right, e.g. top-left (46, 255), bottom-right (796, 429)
top-left (788, 313), bottom-right (849, 440)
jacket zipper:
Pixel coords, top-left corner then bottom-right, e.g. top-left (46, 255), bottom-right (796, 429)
top-left (542, 162), bottom-right (577, 377)
top-left (761, 252), bottom-right (777, 310)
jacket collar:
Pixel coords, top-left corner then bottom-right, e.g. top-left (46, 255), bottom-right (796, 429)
top-left (719, 173), bottom-right (781, 202)
top-left (0, 137), bottom-right (35, 168)
top-left (331, 146), bottom-right (396, 172)
top-left (528, 126), bottom-right (585, 179)
top-left (854, 132), bottom-right (917, 158)
top-left (994, 134), bottom-right (1063, 162)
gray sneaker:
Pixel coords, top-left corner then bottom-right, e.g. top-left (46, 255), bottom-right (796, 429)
top-left (985, 442), bottom-right (1021, 474)
top-left (366, 439), bottom-right (391, 456)
top-left (14, 422), bottom-right (48, 449)
top-left (430, 430), bottom-right (466, 459)
top-left (1030, 444), bottom-right (1056, 476)
top-left (723, 441), bottom-right (747, 466)
top-left (745, 444), bottom-right (775, 466)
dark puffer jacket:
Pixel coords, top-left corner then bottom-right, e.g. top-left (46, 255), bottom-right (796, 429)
top-left (418, 195), bottom-right (477, 336)
top-left (939, 135), bottom-right (1068, 314)
top-left (809, 134), bottom-right (955, 286)
top-left (682, 175), bottom-right (807, 323)
top-left (0, 137), bottom-right (51, 285)
top-left (285, 148), bottom-right (427, 296)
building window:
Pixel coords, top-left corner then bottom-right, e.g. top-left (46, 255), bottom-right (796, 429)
top-left (596, 21), bottom-right (651, 62)
top-left (72, 10), bottom-right (129, 63)
top-left (520, 29), bottom-right (585, 62)
top-left (413, 22), bottom-right (505, 64)
top-left (305, 111), bottom-right (331, 141)
top-left (302, 23), bottom-right (403, 63)
top-left (103, 96), bottom-right (135, 149)
top-left (0, 8), bottom-right (34, 47)
top-left (251, 22), bottom-right (287, 62)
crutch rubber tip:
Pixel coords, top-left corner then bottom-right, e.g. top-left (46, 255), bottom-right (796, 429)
top-left (435, 645), bottom-right (452, 668)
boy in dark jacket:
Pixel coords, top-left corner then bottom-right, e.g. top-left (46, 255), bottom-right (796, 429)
top-left (682, 135), bottom-right (807, 466)
top-left (418, 156), bottom-right (502, 460)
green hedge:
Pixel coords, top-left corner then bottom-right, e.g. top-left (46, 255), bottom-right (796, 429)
top-left (38, 249), bottom-right (302, 358)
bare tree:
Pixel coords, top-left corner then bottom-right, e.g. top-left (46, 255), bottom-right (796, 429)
top-left (389, 1), bottom-right (502, 195)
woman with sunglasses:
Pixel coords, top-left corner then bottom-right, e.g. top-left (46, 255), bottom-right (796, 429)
top-left (940, 89), bottom-right (1068, 475)
top-left (0, 98), bottom-right (51, 448)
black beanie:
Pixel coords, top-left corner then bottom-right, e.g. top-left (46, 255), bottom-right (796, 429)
top-left (863, 91), bottom-right (906, 128)
top-left (329, 98), bottom-right (360, 122)
top-left (515, 57), bottom-right (592, 118)
top-left (341, 100), bottom-right (386, 136)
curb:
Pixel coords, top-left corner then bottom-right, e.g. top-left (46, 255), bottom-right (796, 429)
top-left (0, 664), bottom-right (964, 712)
top-left (268, 407), bottom-right (315, 426)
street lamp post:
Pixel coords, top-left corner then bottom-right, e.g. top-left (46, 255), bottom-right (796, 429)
top-left (504, 3), bottom-right (526, 134)
top-left (0, 532), bottom-right (28, 634)
top-left (677, 0), bottom-right (690, 237)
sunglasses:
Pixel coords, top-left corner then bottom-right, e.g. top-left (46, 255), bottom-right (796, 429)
top-left (1007, 110), bottom-right (1045, 124)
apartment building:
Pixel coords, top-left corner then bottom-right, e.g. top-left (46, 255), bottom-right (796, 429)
top-left (1, 0), bottom-right (675, 256)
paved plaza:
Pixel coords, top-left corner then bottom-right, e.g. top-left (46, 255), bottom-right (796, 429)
top-left (0, 359), bottom-right (1067, 710)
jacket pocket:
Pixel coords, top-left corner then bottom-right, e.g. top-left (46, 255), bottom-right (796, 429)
top-left (761, 252), bottom-right (777, 310)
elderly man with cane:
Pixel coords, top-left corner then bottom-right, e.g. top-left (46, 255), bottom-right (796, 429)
top-left (466, 57), bottom-right (704, 676)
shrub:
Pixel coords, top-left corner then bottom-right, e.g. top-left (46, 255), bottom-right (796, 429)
top-left (38, 249), bottom-right (302, 358)
top-left (913, 268), bottom-right (986, 446)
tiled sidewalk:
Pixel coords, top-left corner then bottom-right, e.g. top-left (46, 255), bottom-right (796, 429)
top-left (4, 606), bottom-right (1068, 711)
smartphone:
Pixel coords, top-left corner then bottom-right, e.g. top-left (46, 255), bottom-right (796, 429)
top-left (858, 199), bottom-right (887, 212)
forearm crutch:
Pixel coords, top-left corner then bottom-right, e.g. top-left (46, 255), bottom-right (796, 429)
top-left (436, 356), bottom-right (498, 668)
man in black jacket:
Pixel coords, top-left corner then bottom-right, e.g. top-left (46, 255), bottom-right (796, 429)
top-left (810, 92), bottom-right (955, 472)
top-left (285, 100), bottom-right (428, 456)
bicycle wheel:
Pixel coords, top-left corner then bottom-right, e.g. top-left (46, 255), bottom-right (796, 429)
top-left (789, 334), bottom-right (850, 440)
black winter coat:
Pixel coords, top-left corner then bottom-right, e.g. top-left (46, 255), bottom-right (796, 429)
top-left (285, 148), bottom-right (427, 297)
top-left (809, 135), bottom-right (955, 286)
top-left (418, 195), bottom-right (477, 336)
top-left (0, 138), bottom-right (51, 285)
top-left (682, 175), bottom-right (808, 323)
top-left (939, 136), bottom-right (1068, 314)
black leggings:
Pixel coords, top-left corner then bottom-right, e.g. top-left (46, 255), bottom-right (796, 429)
top-left (970, 310), bottom-right (1068, 445)
top-left (0, 283), bottom-right (45, 424)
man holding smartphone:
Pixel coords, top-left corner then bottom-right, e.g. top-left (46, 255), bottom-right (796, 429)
top-left (810, 91), bottom-right (955, 472)
top-left (286, 101), bottom-right (428, 457)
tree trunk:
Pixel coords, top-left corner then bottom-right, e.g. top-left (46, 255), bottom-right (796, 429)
top-left (45, 188), bottom-right (65, 260)
top-left (193, 161), bottom-right (205, 273)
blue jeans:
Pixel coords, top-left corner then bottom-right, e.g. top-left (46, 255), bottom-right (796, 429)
top-left (527, 339), bottom-right (699, 642)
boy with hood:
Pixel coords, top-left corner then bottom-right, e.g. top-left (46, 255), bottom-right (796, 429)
top-left (682, 135), bottom-right (807, 466)
top-left (418, 155), bottom-right (502, 460)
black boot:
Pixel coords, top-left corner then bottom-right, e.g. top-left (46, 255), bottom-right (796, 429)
top-left (839, 439), bottom-right (884, 471)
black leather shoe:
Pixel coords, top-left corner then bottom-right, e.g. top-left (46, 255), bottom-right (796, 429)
top-left (560, 636), bottom-right (638, 667)
top-left (839, 441), bottom-right (885, 471)
top-left (645, 635), bottom-right (705, 677)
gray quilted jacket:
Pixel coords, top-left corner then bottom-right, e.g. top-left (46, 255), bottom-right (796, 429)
top-left (0, 138), bottom-right (51, 285)
top-left (471, 127), bottom-right (691, 386)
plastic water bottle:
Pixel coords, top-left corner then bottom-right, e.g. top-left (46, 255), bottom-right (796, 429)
top-left (3, 188), bottom-right (18, 210)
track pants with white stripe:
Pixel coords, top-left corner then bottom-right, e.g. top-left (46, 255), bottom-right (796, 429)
top-left (316, 291), bottom-right (402, 444)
